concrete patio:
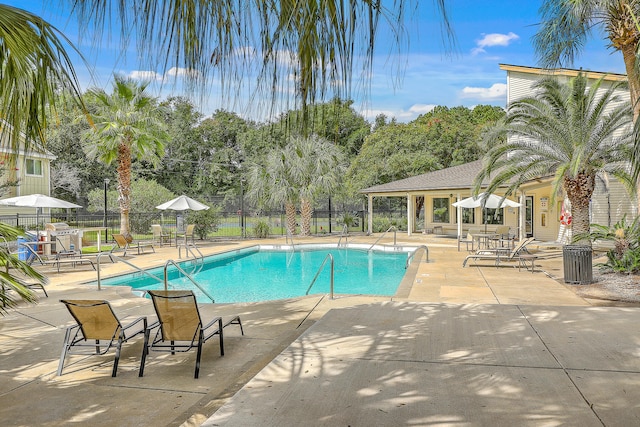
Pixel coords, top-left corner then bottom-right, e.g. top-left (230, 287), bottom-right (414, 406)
top-left (1, 234), bottom-right (638, 426)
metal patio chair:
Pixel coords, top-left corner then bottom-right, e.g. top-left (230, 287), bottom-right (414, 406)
top-left (58, 299), bottom-right (147, 376)
top-left (139, 290), bottom-right (243, 379)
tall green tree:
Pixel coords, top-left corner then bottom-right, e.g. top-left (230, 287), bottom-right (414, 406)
top-left (534, 0), bottom-right (640, 120)
top-left (82, 75), bottom-right (168, 239)
top-left (286, 135), bottom-right (346, 236)
top-left (475, 74), bottom-right (635, 243)
top-left (248, 135), bottom-right (346, 236)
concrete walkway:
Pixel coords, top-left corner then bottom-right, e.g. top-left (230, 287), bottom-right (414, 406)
top-left (0, 235), bottom-right (637, 426)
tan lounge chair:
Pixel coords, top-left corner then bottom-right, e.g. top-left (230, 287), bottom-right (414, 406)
top-left (112, 233), bottom-right (155, 256)
top-left (139, 290), bottom-right (244, 378)
top-left (58, 299), bottom-right (147, 377)
top-left (463, 237), bottom-right (535, 268)
top-left (21, 243), bottom-right (95, 272)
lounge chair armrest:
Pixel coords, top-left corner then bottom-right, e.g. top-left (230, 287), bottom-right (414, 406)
top-left (202, 316), bottom-right (223, 331)
top-left (202, 316), bottom-right (223, 342)
top-left (122, 316), bottom-right (148, 337)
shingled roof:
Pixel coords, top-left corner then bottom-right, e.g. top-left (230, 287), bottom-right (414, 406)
top-left (361, 160), bottom-right (501, 194)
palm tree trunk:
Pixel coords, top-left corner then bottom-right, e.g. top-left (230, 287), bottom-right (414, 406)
top-left (117, 142), bottom-right (132, 240)
top-left (300, 198), bottom-right (313, 236)
top-left (564, 173), bottom-right (595, 246)
top-left (285, 202), bottom-right (297, 237)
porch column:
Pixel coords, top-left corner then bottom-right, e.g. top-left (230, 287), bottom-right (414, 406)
top-left (367, 194), bottom-right (373, 235)
top-left (407, 194), bottom-right (414, 236)
top-left (456, 193), bottom-right (462, 238)
top-left (519, 192), bottom-right (526, 240)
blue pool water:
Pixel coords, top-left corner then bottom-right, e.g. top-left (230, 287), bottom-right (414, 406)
top-left (97, 246), bottom-right (411, 303)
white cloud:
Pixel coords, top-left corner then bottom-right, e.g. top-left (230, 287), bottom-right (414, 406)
top-left (166, 67), bottom-right (196, 78)
top-left (472, 32), bottom-right (519, 55)
top-left (129, 70), bottom-right (162, 81)
top-left (408, 104), bottom-right (437, 115)
top-left (360, 104), bottom-right (437, 123)
top-left (460, 83), bottom-right (507, 100)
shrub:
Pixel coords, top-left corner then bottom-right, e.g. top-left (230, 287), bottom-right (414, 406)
top-left (253, 218), bottom-right (271, 238)
top-left (188, 206), bottom-right (222, 240)
top-left (577, 215), bottom-right (640, 273)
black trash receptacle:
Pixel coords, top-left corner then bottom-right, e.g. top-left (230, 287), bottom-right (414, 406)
top-left (563, 245), bottom-right (592, 285)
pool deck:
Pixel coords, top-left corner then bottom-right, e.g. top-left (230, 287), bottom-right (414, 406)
top-left (2, 234), bottom-right (640, 426)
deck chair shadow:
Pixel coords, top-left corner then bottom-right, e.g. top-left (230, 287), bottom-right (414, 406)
top-left (463, 237), bottom-right (535, 268)
top-left (58, 299), bottom-right (147, 377)
top-left (139, 290), bottom-right (244, 379)
top-left (112, 234), bottom-right (155, 256)
top-left (21, 243), bottom-right (95, 272)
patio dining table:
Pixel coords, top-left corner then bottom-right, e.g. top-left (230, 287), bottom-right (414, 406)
top-left (471, 232), bottom-right (498, 250)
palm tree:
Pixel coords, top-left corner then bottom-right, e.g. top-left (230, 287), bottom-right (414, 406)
top-left (0, 223), bottom-right (47, 314)
top-left (475, 74), bottom-right (635, 244)
top-left (286, 136), bottom-right (346, 236)
top-left (68, 1), bottom-right (452, 130)
top-left (83, 75), bottom-right (168, 239)
top-left (534, 0), bottom-right (640, 120)
top-left (248, 135), bottom-right (346, 237)
top-left (247, 148), bottom-right (300, 237)
top-left (0, 5), bottom-right (84, 159)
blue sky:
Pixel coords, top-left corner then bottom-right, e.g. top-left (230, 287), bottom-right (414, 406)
top-left (9, 0), bottom-right (627, 123)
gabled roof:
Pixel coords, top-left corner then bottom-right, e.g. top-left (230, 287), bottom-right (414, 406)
top-left (361, 160), bottom-right (502, 194)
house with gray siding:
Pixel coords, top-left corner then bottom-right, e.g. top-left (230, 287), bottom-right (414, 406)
top-left (361, 64), bottom-right (636, 241)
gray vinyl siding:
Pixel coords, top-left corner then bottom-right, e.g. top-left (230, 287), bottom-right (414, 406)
top-left (591, 176), bottom-right (636, 227)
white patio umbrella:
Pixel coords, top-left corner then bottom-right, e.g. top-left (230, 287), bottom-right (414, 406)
top-left (0, 194), bottom-right (83, 232)
top-left (156, 195), bottom-right (209, 245)
top-left (156, 195), bottom-right (209, 211)
top-left (452, 192), bottom-right (521, 209)
top-left (0, 194), bottom-right (82, 209)
top-left (452, 193), bottom-right (521, 235)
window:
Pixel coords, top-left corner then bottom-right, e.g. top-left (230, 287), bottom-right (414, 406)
top-left (461, 208), bottom-right (475, 224)
top-left (432, 198), bottom-right (450, 223)
top-left (482, 208), bottom-right (504, 225)
top-left (26, 159), bottom-right (42, 176)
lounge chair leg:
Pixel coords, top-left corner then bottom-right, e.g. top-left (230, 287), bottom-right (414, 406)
top-left (113, 336), bottom-right (124, 377)
top-left (195, 332), bottom-right (204, 379)
top-left (57, 328), bottom-right (73, 376)
top-left (218, 318), bottom-right (224, 356)
top-left (139, 329), bottom-right (151, 377)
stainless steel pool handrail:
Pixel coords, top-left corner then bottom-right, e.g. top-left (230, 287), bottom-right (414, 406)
top-left (368, 226), bottom-right (397, 251)
top-left (405, 245), bottom-right (429, 268)
top-left (178, 243), bottom-right (204, 260)
top-left (337, 224), bottom-right (349, 247)
top-left (95, 252), bottom-right (164, 291)
top-left (163, 259), bottom-right (215, 303)
top-left (305, 253), bottom-right (334, 299)
top-left (286, 228), bottom-right (297, 251)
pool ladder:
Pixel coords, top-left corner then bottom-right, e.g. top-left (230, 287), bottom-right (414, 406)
top-left (179, 243), bottom-right (204, 260)
top-left (305, 253), bottom-right (335, 299)
top-left (163, 260), bottom-right (215, 302)
top-left (96, 252), bottom-right (164, 290)
top-left (368, 226), bottom-right (397, 251)
top-left (95, 252), bottom-right (214, 303)
top-left (285, 228), bottom-right (297, 251)
top-left (337, 224), bottom-right (349, 247)
top-left (405, 245), bottom-right (429, 268)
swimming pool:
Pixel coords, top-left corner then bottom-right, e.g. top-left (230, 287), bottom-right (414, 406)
top-left (95, 245), bottom-right (414, 303)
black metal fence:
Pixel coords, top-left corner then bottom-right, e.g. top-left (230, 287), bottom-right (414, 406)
top-left (0, 198), bottom-right (409, 247)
